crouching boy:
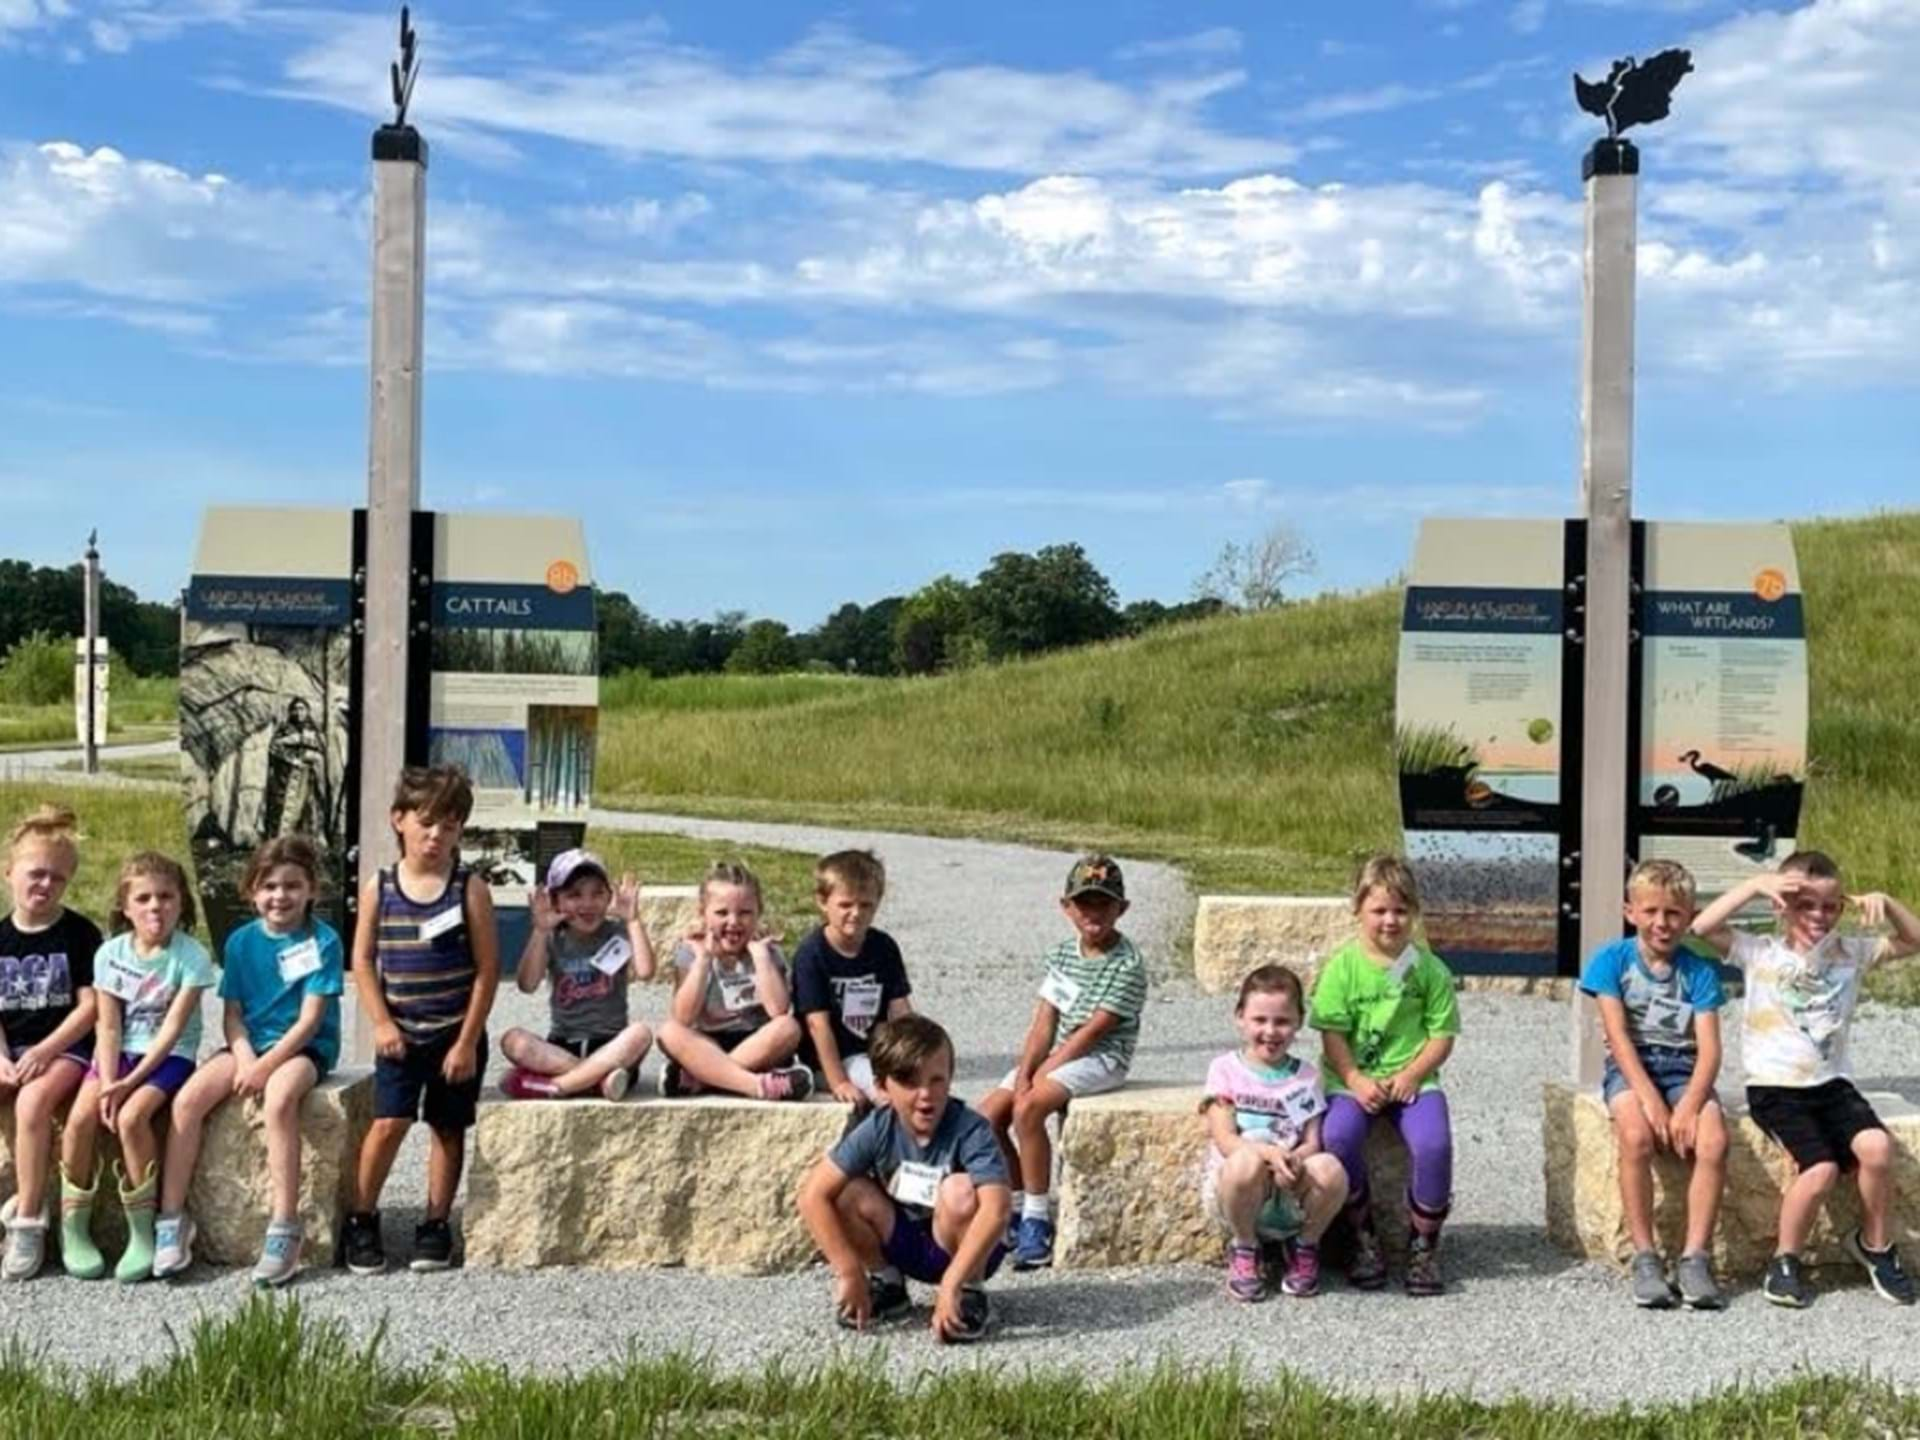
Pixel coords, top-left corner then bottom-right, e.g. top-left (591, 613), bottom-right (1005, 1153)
top-left (798, 1015), bottom-right (1011, 1344)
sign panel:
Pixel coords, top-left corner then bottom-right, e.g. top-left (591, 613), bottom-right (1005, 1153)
top-left (73, 639), bottom-right (109, 747)
top-left (1637, 522), bottom-right (1806, 897)
top-left (1396, 520), bottom-right (1566, 976)
top-left (181, 508), bottom-right (356, 951)
top-left (428, 514), bottom-right (598, 909)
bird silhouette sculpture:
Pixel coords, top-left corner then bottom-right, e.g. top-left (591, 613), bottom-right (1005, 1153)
top-left (390, 6), bottom-right (420, 128)
top-left (1573, 49), bottom-right (1692, 139)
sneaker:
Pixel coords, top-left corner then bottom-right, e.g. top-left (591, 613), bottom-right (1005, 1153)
top-left (947, 1285), bottom-right (992, 1343)
top-left (1630, 1249), bottom-right (1676, 1309)
top-left (1225, 1242), bottom-right (1268, 1302)
top-left (600, 1068), bottom-right (633, 1102)
top-left (1012, 1214), bottom-right (1055, 1271)
top-left (757, 1065), bottom-right (815, 1102)
top-left (1848, 1229), bottom-right (1917, 1306)
top-left (836, 1271), bottom-right (912, 1329)
top-left (1404, 1232), bottom-right (1444, 1296)
top-left (1280, 1240), bottom-right (1323, 1298)
top-left (343, 1210), bottom-right (386, 1276)
top-left (410, 1218), bottom-right (454, 1272)
top-left (1675, 1251), bottom-right (1724, 1311)
top-left (252, 1221), bottom-right (302, 1288)
top-left (1346, 1217), bottom-right (1387, 1290)
top-left (500, 1067), bottom-right (561, 1101)
top-left (1763, 1251), bottom-right (1813, 1309)
top-left (1, 1213), bottom-right (48, 1282)
top-left (657, 1061), bottom-right (704, 1099)
top-left (151, 1214), bottom-right (196, 1280)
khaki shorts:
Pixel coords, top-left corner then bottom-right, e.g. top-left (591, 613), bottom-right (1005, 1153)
top-left (996, 1053), bottom-right (1129, 1098)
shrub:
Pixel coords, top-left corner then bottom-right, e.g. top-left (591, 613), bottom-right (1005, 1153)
top-left (0, 631), bottom-right (75, 706)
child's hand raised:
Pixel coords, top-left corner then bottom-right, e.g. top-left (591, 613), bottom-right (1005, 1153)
top-left (531, 888), bottom-right (561, 934)
top-left (612, 874), bottom-right (642, 923)
top-left (1851, 893), bottom-right (1891, 929)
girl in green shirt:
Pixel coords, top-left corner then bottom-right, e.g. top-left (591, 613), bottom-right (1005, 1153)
top-left (1308, 854), bottom-right (1460, 1296)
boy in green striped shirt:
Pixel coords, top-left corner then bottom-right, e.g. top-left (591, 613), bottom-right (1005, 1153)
top-left (980, 855), bottom-right (1149, 1270)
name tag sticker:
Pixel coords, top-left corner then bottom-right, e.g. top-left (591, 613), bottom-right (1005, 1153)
top-left (1039, 971), bottom-right (1081, 1012)
top-left (1386, 948), bottom-right (1418, 985)
top-left (889, 1160), bottom-right (943, 1209)
top-left (718, 974), bottom-right (758, 1013)
top-left (419, 907), bottom-right (464, 942)
top-left (590, 937), bottom-right (634, 977)
top-left (276, 938), bottom-right (323, 984)
top-left (97, 954), bottom-right (144, 1001)
top-left (1281, 1086), bottom-right (1323, 1129)
top-left (1642, 995), bottom-right (1693, 1039)
top-left (841, 979), bottom-right (883, 1023)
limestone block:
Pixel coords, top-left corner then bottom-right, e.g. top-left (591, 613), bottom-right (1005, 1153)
top-left (1542, 1079), bottom-right (1920, 1275)
top-left (0, 1072), bottom-right (371, 1266)
top-left (1054, 1084), bottom-right (1411, 1269)
top-left (465, 1096), bottom-right (848, 1274)
top-left (637, 887), bottom-right (701, 982)
top-left (1192, 896), bottom-right (1350, 996)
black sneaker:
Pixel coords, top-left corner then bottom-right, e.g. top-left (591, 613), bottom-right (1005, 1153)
top-left (947, 1286), bottom-right (991, 1344)
top-left (342, 1210), bottom-right (386, 1276)
top-left (1848, 1229), bottom-right (1917, 1306)
top-left (836, 1272), bottom-right (912, 1329)
top-left (410, 1218), bottom-right (454, 1273)
top-left (657, 1061), bottom-right (704, 1099)
top-left (1763, 1252), bottom-right (1813, 1309)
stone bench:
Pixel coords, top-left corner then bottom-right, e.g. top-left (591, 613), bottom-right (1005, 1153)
top-left (1193, 895), bottom-right (1574, 999)
top-left (0, 1071), bottom-right (372, 1267)
top-left (1542, 1079), bottom-right (1920, 1275)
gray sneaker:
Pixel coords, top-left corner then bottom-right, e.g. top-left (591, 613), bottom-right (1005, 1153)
top-left (1675, 1251), bottom-right (1724, 1310)
top-left (252, 1221), bottom-right (303, 1288)
top-left (151, 1214), bottom-right (195, 1280)
top-left (1, 1214), bottom-right (48, 1282)
top-left (1630, 1249), bottom-right (1676, 1309)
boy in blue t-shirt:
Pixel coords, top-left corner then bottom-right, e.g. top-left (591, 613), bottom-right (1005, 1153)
top-left (798, 1015), bottom-right (1010, 1345)
top-left (1578, 858), bottom-right (1727, 1311)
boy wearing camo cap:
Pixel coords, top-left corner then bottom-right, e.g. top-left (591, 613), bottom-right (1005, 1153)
top-left (978, 854), bottom-right (1148, 1270)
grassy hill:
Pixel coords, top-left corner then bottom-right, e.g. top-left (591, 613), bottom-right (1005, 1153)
top-left (598, 513), bottom-right (1920, 904)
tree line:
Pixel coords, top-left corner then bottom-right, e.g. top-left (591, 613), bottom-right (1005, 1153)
top-left (0, 560), bottom-right (179, 677)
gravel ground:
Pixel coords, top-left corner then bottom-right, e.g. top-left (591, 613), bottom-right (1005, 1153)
top-left (7, 805), bottom-right (1920, 1404)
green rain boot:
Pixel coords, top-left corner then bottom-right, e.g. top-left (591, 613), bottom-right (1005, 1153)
top-left (114, 1162), bottom-right (159, 1284)
top-left (59, 1164), bottom-right (106, 1280)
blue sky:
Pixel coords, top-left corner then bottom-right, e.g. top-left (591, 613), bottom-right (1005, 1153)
top-left (1, 0), bottom-right (1914, 626)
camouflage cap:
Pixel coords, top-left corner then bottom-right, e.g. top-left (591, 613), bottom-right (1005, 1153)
top-left (1064, 854), bottom-right (1125, 902)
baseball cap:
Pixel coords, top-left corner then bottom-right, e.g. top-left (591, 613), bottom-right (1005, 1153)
top-left (545, 847), bottom-right (609, 894)
top-left (1064, 854), bottom-right (1125, 902)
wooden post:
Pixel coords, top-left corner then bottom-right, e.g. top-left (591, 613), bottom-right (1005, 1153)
top-left (351, 122), bottom-right (428, 1063)
top-left (81, 531), bottom-right (101, 774)
top-left (1572, 138), bottom-right (1637, 1086)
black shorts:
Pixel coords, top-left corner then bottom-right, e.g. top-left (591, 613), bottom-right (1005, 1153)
top-left (374, 1029), bottom-right (487, 1131)
top-left (215, 1045), bottom-right (331, 1082)
top-left (546, 1032), bottom-right (641, 1084)
top-left (1747, 1079), bottom-right (1884, 1173)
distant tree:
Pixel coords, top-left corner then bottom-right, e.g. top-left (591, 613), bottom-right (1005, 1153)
top-left (855, 596), bottom-right (904, 675)
top-left (892, 576), bottom-right (974, 676)
top-left (811, 602), bottom-right (868, 673)
top-left (0, 559), bottom-right (178, 676)
top-left (595, 589), bottom-right (651, 675)
top-left (725, 618), bottom-right (801, 674)
top-left (969, 543), bottom-right (1122, 658)
top-left (1194, 522), bottom-right (1317, 611)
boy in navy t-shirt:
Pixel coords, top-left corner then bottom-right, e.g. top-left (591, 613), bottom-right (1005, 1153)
top-left (793, 850), bottom-right (912, 1108)
top-left (798, 1015), bottom-right (1009, 1344)
top-left (1578, 858), bottom-right (1727, 1311)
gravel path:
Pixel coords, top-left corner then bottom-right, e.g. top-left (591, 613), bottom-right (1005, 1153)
top-left (7, 804), bottom-right (1920, 1405)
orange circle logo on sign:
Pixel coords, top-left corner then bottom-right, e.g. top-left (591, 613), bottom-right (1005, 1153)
top-left (546, 561), bottom-right (579, 595)
top-left (1753, 568), bottom-right (1787, 602)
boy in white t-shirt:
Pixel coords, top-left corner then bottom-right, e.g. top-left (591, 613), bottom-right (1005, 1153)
top-left (1692, 850), bottom-right (1920, 1308)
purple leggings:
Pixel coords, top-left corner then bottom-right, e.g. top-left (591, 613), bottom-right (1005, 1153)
top-left (1322, 1089), bottom-right (1453, 1217)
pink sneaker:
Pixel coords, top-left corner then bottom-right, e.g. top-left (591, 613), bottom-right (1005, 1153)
top-left (1281, 1240), bottom-right (1322, 1297)
top-left (500, 1067), bottom-right (561, 1101)
top-left (757, 1065), bottom-right (816, 1102)
top-left (1226, 1243), bottom-right (1268, 1303)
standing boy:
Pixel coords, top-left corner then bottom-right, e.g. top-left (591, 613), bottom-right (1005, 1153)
top-left (798, 1014), bottom-right (1010, 1343)
top-left (978, 854), bottom-right (1148, 1271)
top-left (1579, 859), bottom-right (1729, 1309)
top-left (793, 849), bottom-right (913, 1108)
top-left (343, 765), bottom-right (500, 1274)
top-left (1693, 851), bottom-right (1920, 1307)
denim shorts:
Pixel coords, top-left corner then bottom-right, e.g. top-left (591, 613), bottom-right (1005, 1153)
top-left (1601, 1044), bottom-right (1701, 1106)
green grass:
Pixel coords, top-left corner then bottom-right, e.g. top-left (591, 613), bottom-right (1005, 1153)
top-left (3, 1296), bottom-right (1919, 1438)
top-left (0, 673), bottom-right (179, 749)
top-left (595, 514), bottom-right (1920, 911)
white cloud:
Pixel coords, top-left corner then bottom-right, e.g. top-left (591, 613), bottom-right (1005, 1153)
top-left (1113, 28), bottom-right (1243, 62)
top-left (1509, 0), bottom-right (1549, 34)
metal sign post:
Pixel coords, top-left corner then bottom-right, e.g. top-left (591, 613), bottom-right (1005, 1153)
top-left (82, 531), bottom-right (102, 773)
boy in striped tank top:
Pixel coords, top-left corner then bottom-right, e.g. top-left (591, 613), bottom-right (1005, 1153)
top-left (978, 855), bottom-right (1149, 1271)
top-left (343, 765), bottom-right (500, 1276)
